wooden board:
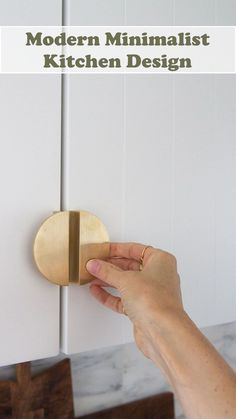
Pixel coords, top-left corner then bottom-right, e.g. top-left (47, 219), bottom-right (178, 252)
top-left (0, 360), bottom-right (74, 419)
top-left (0, 360), bottom-right (174, 419)
top-left (80, 393), bottom-right (175, 419)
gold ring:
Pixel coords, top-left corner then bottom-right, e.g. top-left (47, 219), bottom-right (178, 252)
top-left (139, 245), bottom-right (153, 271)
top-left (122, 305), bottom-right (128, 316)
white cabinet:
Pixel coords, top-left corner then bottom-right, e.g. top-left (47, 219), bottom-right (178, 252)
top-left (173, 76), bottom-right (236, 325)
top-left (0, 0), bottom-right (62, 366)
top-left (0, 0), bottom-right (235, 364)
top-left (61, 0), bottom-right (129, 354)
top-left (61, 0), bottom-right (236, 354)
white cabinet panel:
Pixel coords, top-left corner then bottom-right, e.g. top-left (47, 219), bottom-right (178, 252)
top-left (126, 0), bottom-right (174, 25)
top-left (125, 75), bottom-right (173, 249)
top-left (0, 0), bottom-right (61, 25)
top-left (61, 0), bottom-right (127, 353)
top-left (173, 76), bottom-right (215, 326)
top-left (173, 75), bottom-right (236, 326)
top-left (174, 0), bottom-right (214, 25)
top-left (62, 0), bottom-right (236, 353)
top-left (215, 0), bottom-right (236, 25)
top-left (122, 75), bottom-right (174, 342)
top-left (62, 0), bottom-right (175, 353)
top-left (61, 75), bottom-right (126, 353)
top-left (68, 0), bottom-right (125, 25)
top-left (0, 1), bottom-right (61, 366)
top-left (175, 0), bottom-right (236, 26)
top-left (213, 76), bottom-right (236, 321)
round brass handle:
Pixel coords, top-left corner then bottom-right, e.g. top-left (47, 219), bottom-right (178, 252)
top-left (33, 210), bottom-right (110, 286)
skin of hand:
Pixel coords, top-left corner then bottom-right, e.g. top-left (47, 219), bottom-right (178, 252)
top-left (87, 243), bottom-right (236, 419)
top-left (86, 242), bottom-right (183, 364)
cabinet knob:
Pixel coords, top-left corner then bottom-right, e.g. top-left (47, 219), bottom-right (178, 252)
top-left (33, 211), bottom-right (110, 286)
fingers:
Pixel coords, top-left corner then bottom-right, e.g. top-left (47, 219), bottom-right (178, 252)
top-left (86, 259), bottom-right (123, 288)
top-left (110, 242), bottom-right (154, 263)
top-left (90, 278), bottom-right (111, 287)
top-left (89, 284), bottom-right (123, 314)
top-left (110, 242), bottom-right (146, 261)
top-left (107, 257), bottom-right (140, 271)
top-left (89, 257), bottom-right (139, 288)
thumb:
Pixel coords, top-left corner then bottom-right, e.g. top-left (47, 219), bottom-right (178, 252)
top-left (86, 259), bottom-right (123, 288)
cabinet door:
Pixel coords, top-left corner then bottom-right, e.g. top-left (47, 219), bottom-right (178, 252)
top-left (61, 0), bottom-right (127, 354)
top-left (61, 0), bottom-right (236, 354)
top-left (0, 0), bottom-right (62, 366)
top-left (61, 0), bottom-right (173, 354)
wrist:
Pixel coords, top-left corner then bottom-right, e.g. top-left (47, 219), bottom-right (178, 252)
top-left (144, 306), bottom-right (189, 338)
top-left (143, 308), bottom-right (193, 364)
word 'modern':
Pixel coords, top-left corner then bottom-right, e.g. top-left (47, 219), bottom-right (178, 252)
top-left (25, 31), bottom-right (211, 72)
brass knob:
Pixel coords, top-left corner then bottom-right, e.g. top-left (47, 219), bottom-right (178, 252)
top-left (33, 211), bottom-right (110, 286)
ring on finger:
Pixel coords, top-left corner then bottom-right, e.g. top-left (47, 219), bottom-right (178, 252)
top-left (122, 305), bottom-right (128, 316)
top-left (139, 245), bottom-right (153, 271)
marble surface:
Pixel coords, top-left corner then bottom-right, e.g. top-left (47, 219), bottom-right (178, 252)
top-left (0, 321), bottom-right (235, 418)
top-left (69, 321), bottom-right (236, 418)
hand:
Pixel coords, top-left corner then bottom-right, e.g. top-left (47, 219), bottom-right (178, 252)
top-left (87, 244), bottom-right (236, 419)
top-left (86, 243), bottom-right (183, 362)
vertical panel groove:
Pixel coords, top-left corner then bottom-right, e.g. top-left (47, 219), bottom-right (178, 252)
top-left (60, 0), bottom-right (70, 352)
top-left (170, 0), bottom-right (175, 252)
top-left (170, 76), bottom-right (176, 253)
top-left (61, 0), bottom-right (70, 211)
top-left (122, 0), bottom-right (127, 241)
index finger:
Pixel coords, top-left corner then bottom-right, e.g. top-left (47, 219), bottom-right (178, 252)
top-left (110, 242), bottom-right (154, 262)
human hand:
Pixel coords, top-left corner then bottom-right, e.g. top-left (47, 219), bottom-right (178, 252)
top-left (86, 243), bottom-right (183, 361)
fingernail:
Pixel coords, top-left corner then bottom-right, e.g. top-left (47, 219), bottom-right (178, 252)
top-left (86, 259), bottom-right (101, 275)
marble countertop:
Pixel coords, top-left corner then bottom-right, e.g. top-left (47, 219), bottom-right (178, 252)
top-left (0, 321), bottom-right (235, 418)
